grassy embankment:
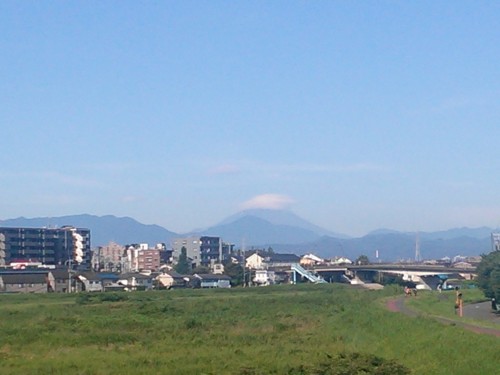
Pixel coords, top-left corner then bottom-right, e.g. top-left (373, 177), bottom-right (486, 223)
top-left (404, 287), bottom-right (498, 328)
top-left (0, 284), bottom-right (498, 374)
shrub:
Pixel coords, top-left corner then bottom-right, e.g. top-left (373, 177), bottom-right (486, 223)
top-left (286, 352), bottom-right (411, 375)
top-left (184, 317), bottom-right (202, 330)
top-left (75, 293), bottom-right (92, 305)
top-left (97, 292), bottom-right (129, 302)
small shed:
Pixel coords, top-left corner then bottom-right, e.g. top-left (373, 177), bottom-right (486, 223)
top-left (0, 272), bottom-right (52, 293)
top-left (194, 274), bottom-right (231, 288)
top-left (49, 268), bottom-right (71, 293)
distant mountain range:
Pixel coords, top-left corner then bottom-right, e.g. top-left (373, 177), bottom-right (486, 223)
top-left (0, 211), bottom-right (496, 261)
top-left (215, 209), bottom-right (349, 239)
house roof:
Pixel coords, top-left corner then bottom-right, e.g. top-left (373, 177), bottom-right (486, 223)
top-left (301, 253), bottom-right (324, 262)
top-left (95, 272), bottom-right (121, 279)
top-left (1, 273), bottom-right (48, 284)
top-left (119, 272), bottom-right (153, 280)
top-left (76, 272), bottom-right (103, 282)
top-left (268, 253), bottom-right (300, 262)
top-left (0, 269), bottom-right (49, 275)
top-left (50, 269), bottom-right (70, 279)
top-left (75, 272), bottom-right (120, 281)
top-left (160, 270), bottom-right (185, 279)
top-left (194, 273), bottom-right (231, 281)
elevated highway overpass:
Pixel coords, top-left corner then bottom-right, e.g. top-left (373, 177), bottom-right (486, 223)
top-left (312, 263), bottom-right (476, 290)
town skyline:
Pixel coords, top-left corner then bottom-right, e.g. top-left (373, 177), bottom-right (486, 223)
top-left (2, 3), bottom-right (500, 237)
top-left (1, 211), bottom-right (496, 264)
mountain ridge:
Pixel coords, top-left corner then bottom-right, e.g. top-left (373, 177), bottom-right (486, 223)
top-left (217, 209), bottom-right (350, 239)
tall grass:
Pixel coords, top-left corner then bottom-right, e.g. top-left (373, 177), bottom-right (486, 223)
top-left (0, 284), bottom-right (498, 374)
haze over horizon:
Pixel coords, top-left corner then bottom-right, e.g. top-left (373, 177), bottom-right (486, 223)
top-left (2, 3), bottom-right (499, 237)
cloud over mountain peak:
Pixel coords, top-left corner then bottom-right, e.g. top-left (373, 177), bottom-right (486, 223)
top-left (240, 194), bottom-right (295, 210)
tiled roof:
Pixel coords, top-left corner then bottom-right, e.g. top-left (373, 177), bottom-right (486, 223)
top-left (194, 273), bottom-right (231, 281)
top-left (119, 272), bottom-right (153, 280)
top-left (77, 272), bottom-right (103, 281)
top-left (1, 273), bottom-right (48, 284)
top-left (76, 272), bottom-right (120, 281)
top-left (50, 269), bottom-right (70, 279)
top-left (161, 270), bottom-right (185, 279)
top-left (268, 253), bottom-right (300, 262)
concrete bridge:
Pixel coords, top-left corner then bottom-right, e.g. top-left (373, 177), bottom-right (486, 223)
top-left (312, 263), bottom-right (476, 290)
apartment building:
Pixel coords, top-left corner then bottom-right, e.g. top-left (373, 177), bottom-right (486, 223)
top-left (172, 236), bottom-right (233, 269)
top-left (137, 249), bottom-right (161, 271)
top-left (92, 241), bottom-right (126, 271)
top-left (0, 226), bottom-right (91, 270)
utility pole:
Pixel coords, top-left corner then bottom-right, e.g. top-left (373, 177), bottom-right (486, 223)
top-left (241, 238), bottom-right (246, 287)
top-left (65, 231), bottom-right (72, 293)
top-left (415, 232), bottom-right (421, 263)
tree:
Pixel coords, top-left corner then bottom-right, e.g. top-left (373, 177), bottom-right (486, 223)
top-left (490, 267), bottom-right (500, 302)
top-left (174, 246), bottom-right (191, 275)
top-left (355, 255), bottom-right (370, 265)
top-left (223, 261), bottom-right (244, 286)
top-left (476, 250), bottom-right (500, 299)
top-left (192, 265), bottom-right (210, 275)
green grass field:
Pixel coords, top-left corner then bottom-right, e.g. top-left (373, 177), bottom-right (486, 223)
top-left (0, 284), bottom-right (498, 374)
top-left (404, 287), bottom-right (498, 329)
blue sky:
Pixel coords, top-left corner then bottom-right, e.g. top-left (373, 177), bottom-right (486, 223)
top-left (1, 1), bottom-right (499, 236)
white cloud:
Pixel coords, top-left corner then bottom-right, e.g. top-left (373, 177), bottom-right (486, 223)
top-left (239, 194), bottom-right (295, 210)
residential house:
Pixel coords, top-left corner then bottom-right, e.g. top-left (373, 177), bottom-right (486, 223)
top-left (300, 253), bottom-right (325, 267)
top-left (330, 256), bottom-right (353, 265)
top-left (253, 269), bottom-right (276, 286)
top-left (212, 263), bottom-right (224, 274)
top-left (245, 253), bottom-right (266, 269)
top-left (118, 272), bottom-right (154, 291)
top-left (0, 272), bottom-right (53, 293)
top-left (50, 268), bottom-right (71, 293)
top-left (76, 273), bottom-right (104, 292)
top-left (156, 270), bottom-right (187, 289)
top-left (267, 253), bottom-right (300, 267)
top-left (101, 273), bottom-right (122, 290)
top-left (194, 274), bottom-right (231, 288)
top-left (246, 253), bottom-right (300, 269)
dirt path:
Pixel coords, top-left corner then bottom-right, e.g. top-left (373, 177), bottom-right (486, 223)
top-left (386, 296), bottom-right (500, 338)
